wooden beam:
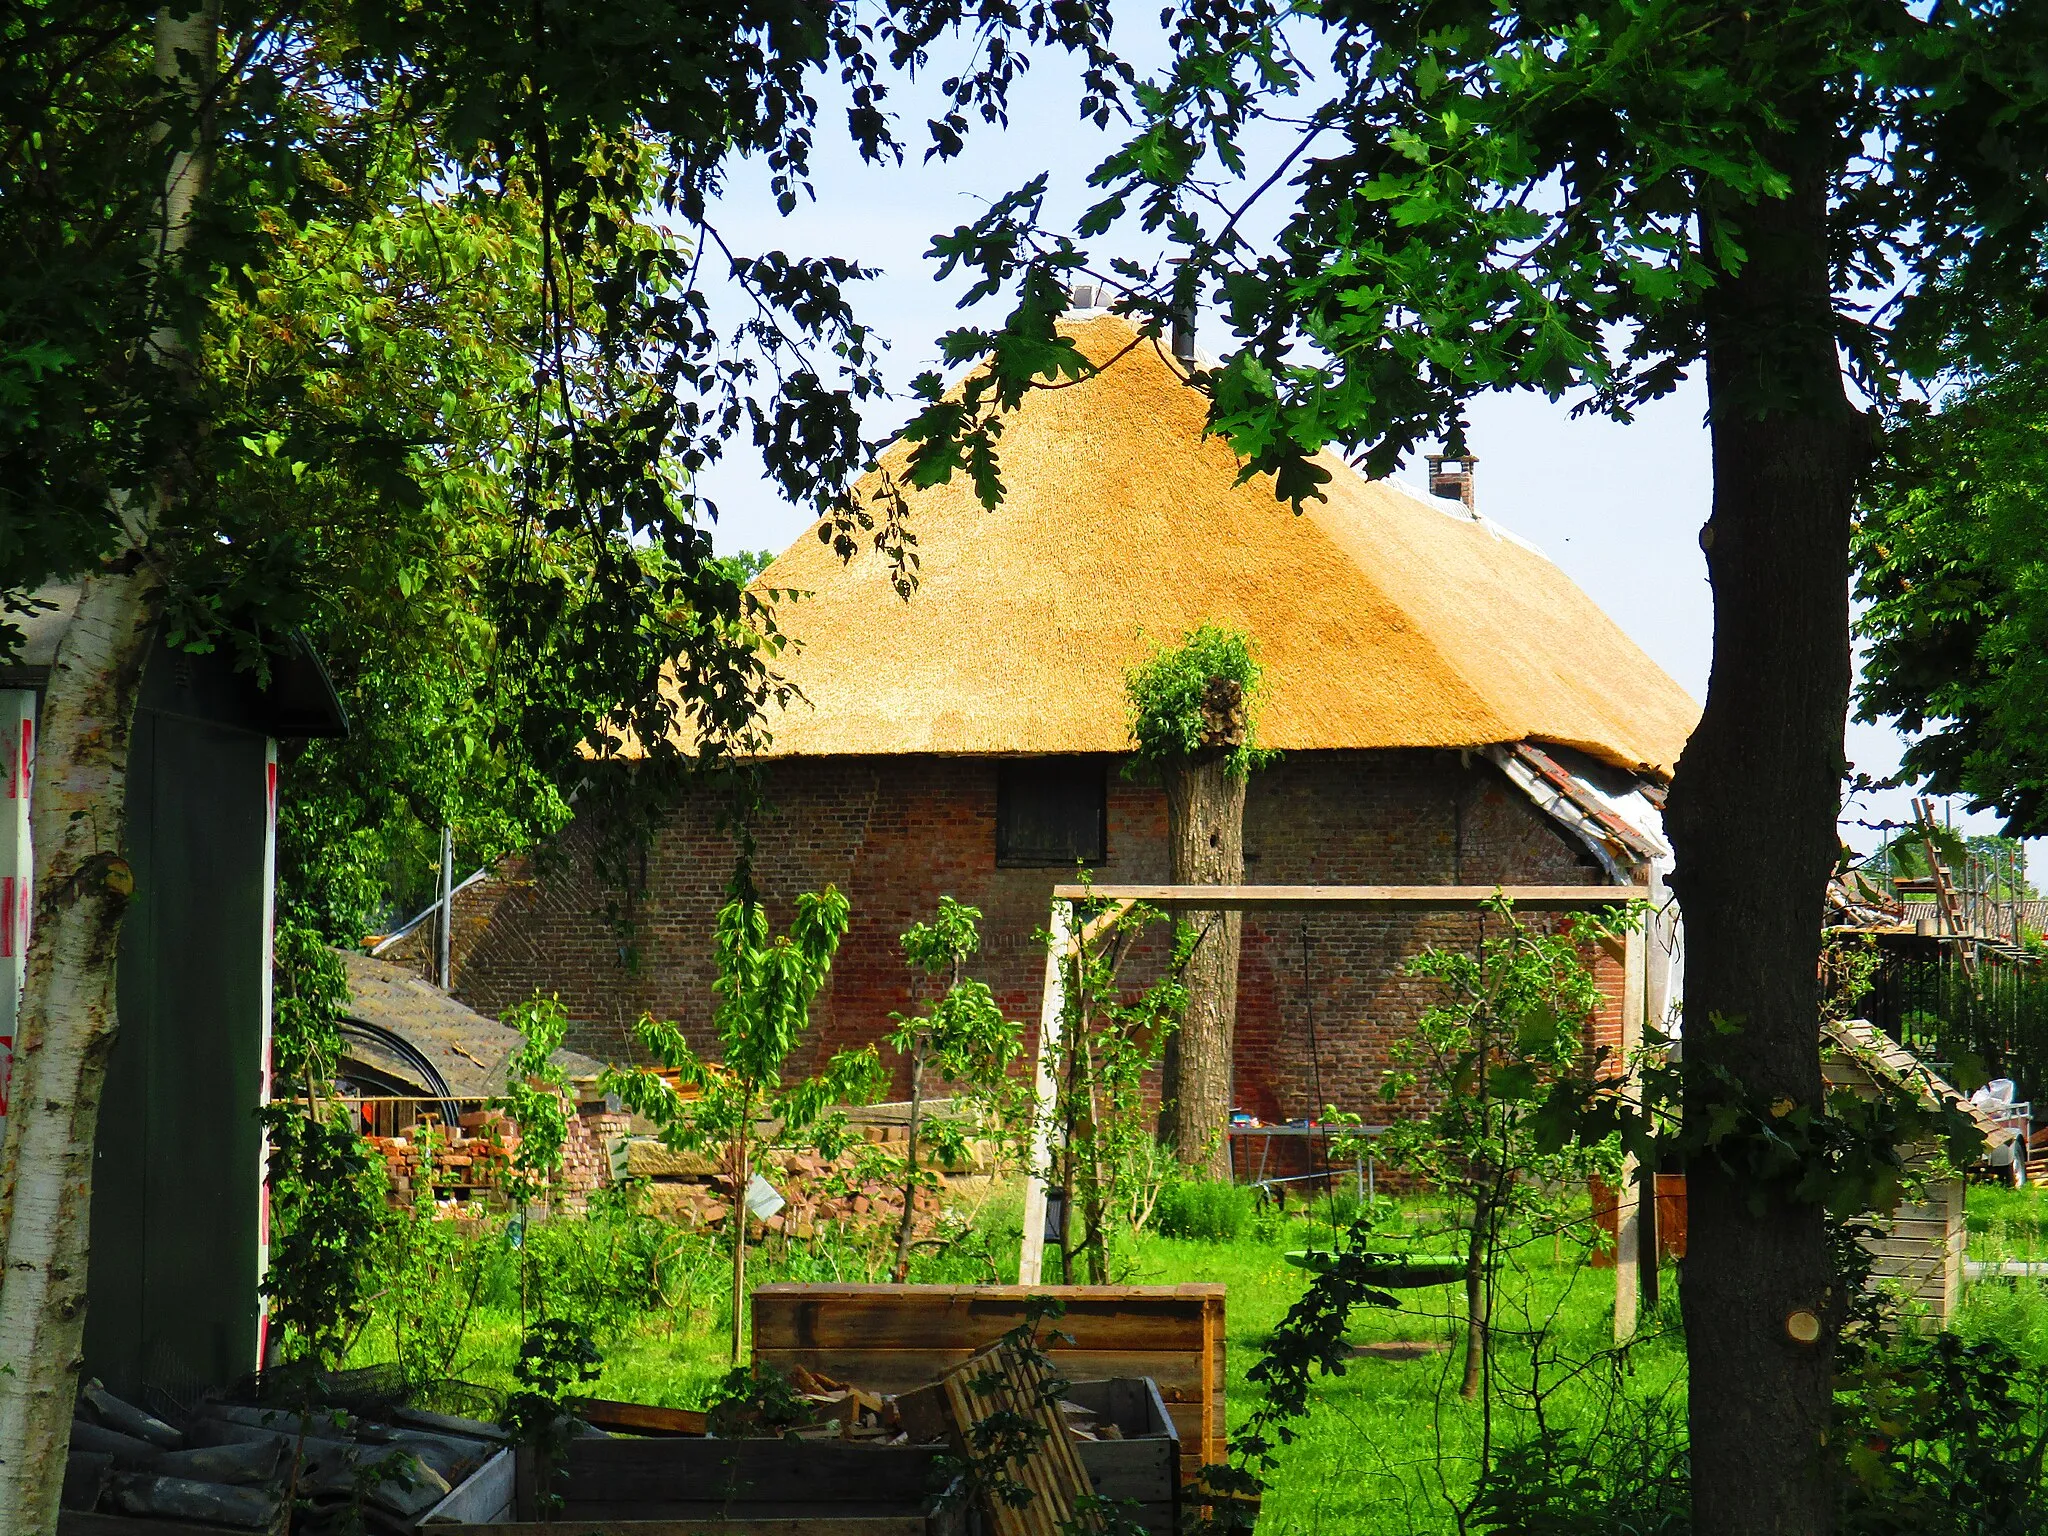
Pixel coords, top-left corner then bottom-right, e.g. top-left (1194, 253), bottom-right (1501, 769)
top-left (1050, 884), bottom-right (1647, 912)
top-left (1019, 899), bottom-right (1074, 1285)
top-left (1614, 927), bottom-right (1647, 1342)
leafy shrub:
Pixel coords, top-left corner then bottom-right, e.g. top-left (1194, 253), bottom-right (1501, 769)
top-left (493, 1187), bottom-right (705, 1342)
top-left (1835, 1330), bottom-right (2048, 1534)
top-left (1154, 1178), bottom-right (1256, 1242)
top-left (1467, 1406), bottom-right (1690, 1535)
top-left (1124, 623), bottom-right (1272, 777)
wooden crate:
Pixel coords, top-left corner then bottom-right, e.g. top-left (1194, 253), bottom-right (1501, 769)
top-left (1067, 1379), bottom-right (1179, 1535)
top-left (538, 1439), bottom-right (950, 1526)
top-left (1863, 1182), bottom-right (1965, 1321)
top-left (752, 1284), bottom-right (1226, 1482)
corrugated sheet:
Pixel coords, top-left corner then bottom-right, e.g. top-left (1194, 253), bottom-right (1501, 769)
top-left (340, 950), bottom-right (601, 1097)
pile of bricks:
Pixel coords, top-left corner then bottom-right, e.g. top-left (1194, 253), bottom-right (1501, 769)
top-left (367, 1097), bottom-right (635, 1213)
top-left (630, 1140), bottom-right (964, 1243)
top-left (368, 1127), bottom-right (512, 1207)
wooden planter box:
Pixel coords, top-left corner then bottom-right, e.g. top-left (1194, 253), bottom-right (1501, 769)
top-left (752, 1284), bottom-right (1226, 1483)
top-left (1066, 1379), bottom-right (1179, 1535)
top-left (435, 1383), bottom-right (1175, 1536)
top-left (430, 1439), bottom-right (964, 1534)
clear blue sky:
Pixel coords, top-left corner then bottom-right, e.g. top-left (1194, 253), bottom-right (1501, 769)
top-left (690, 28), bottom-right (2017, 863)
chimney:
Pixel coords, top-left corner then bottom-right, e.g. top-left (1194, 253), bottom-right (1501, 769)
top-left (1069, 280), bottom-right (1099, 310)
top-left (1169, 259), bottom-right (1197, 366)
top-left (1427, 453), bottom-right (1477, 511)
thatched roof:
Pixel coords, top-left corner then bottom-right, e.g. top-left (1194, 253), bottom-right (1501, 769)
top-left (736, 314), bottom-right (1698, 774)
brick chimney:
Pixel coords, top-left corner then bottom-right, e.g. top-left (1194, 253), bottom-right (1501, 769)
top-left (1427, 453), bottom-right (1477, 511)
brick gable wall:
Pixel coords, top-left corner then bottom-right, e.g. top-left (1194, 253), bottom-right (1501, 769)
top-left (449, 748), bottom-right (1626, 1128)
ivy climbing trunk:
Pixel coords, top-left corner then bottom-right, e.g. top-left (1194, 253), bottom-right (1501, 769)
top-left (1663, 118), bottom-right (1857, 1536)
top-left (1160, 747), bottom-right (1245, 1179)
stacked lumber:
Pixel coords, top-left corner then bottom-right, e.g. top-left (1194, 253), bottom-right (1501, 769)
top-left (60, 1380), bottom-right (512, 1534)
top-left (753, 1285), bottom-right (1226, 1482)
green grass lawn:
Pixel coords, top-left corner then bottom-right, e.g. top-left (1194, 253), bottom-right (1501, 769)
top-left (341, 1184), bottom-right (2048, 1531)
top-left (348, 1191), bottom-right (1687, 1533)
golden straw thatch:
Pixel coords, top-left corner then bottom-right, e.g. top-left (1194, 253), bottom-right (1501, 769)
top-left (732, 314), bottom-right (1697, 774)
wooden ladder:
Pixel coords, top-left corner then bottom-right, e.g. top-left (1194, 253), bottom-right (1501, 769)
top-left (1913, 796), bottom-right (1977, 979)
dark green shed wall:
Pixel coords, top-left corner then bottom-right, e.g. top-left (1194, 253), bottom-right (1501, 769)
top-left (82, 653), bottom-right (273, 1400)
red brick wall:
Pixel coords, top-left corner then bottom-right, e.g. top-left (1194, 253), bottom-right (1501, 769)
top-left (452, 749), bottom-right (1626, 1125)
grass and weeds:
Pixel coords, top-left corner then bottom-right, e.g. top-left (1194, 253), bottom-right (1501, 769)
top-left (333, 1178), bottom-right (2048, 1533)
top-left (345, 1181), bottom-right (1688, 1533)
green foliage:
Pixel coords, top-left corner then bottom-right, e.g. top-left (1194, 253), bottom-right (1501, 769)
top-left (378, 1127), bottom-right (490, 1389)
top-left (705, 1363), bottom-right (813, 1438)
top-left (1856, 302), bottom-right (2048, 836)
top-left (904, 1), bottom-right (2048, 516)
top-left (1152, 1178), bottom-right (1256, 1243)
top-left (606, 887), bottom-right (886, 1355)
top-left (1194, 1215), bottom-right (1401, 1529)
top-left (1123, 623), bottom-right (1270, 778)
top-left (260, 1104), bottom-right (390, 1368)
top-left (884, 899), bottom-right (1031, 1276)
top-left (1379, 896), bottom-right (1621, 1393)
top-left (531, 1194), bottom-right (701, 1339)
top-left (1834, 1331), bottom-right (2048, 1534)
top-left (1044, 894), bottom-right (1194, 1282)
top-left (504, 1312), bottom-right (604, 1512)
top-left (1465, 1402), bottom-right (1692, 1535)
top-left (610, 889), bottom-right (884, 1167)
top-left (499, 994), bottom-right (575, 1207)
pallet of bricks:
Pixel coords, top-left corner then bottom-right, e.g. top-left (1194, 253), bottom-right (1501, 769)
top-left (367, 1119), bottom-right (510, 1207)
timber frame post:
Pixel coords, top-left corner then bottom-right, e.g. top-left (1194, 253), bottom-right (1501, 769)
top-left (1016, 883), bottom-right (1654, 1286)
top-left (1614, 926), bottom-right (1648, 1340)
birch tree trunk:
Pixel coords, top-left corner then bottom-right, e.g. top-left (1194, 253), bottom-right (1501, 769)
top-left (0, 8), bottom-right (211, 1527)
top-left (0, 571), bottom-right (161, 1531)
top-left (1159, 678), bottom-right (1248, 1179)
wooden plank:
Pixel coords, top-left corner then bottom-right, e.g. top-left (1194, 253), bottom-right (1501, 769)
top-left (753, 1285), bottom-right (1226, 1303)
top-left (561, 1503), bottom-right (936, 1522)
top-left (1051, 884), bottom-right (1646, 911)
top-left (573, 1399), bottom-right (708, 1437)
top-left (754, 1350), bottom-right (1205, 1398)
top-left (58, 1517), bottom-right (258, 1536)
top-left (422, 1444), bottom-right (517, 1524)
top-left (436, 1520), bottom-right (933, 1536)
top-left (1076, 1441), bottom-right (1176, 1501)
top-left (753, 1297), bottom-right (1210, 1353)
top-left (563, 1441), bottom-right (942, 1506)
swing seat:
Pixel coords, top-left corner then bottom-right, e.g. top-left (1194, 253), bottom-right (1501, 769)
top-left (1283, 1250), bottom-right (1465, 1286)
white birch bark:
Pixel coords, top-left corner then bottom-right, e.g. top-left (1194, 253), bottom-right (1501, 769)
top-left (0, 6), bottom-right (213, 1526)
top-left (0, 572), bottom-right (161, 1531)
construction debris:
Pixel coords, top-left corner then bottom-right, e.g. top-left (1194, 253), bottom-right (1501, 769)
top-left (62, 1375), bottom-right (511, 1533)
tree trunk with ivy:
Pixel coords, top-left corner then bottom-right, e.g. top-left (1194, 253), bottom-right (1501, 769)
top-left (1663, 117), bottom-right (1856, 1536)
top-left (1160, 678), bottom-right (1248, 1180)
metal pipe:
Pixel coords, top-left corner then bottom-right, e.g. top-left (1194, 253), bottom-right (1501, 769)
top-left (438, 824), bottom-right (454, 990)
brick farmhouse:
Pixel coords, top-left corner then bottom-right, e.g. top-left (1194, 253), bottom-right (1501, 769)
top-left (444, 313), bottom-right (1696, 1135)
